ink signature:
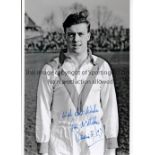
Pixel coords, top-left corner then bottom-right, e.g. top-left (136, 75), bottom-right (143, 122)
top-left (70, 116), bottom-right (103, 144)
top-left (75, 127), bottom-right (104, 142)
top-left (61, 104), bottom-right (103, 144)
top-left (61, 104), bottom-right (99, 118)
top-left (71, 116), bottom-right (100, 131)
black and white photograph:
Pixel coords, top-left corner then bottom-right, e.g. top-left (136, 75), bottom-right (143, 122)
top-left (25, 0), bottom-right (129, 155)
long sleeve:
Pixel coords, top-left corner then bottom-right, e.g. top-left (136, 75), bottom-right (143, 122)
top-left (100, 61), bottom-right (119, 150)
top-left (36, 64), bottom-right (54, 153)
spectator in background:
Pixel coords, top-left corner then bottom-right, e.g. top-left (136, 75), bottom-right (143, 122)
top-left (25, 25), bottom-right (129, 52)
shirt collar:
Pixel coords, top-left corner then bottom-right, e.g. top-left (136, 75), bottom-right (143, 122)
top-left (59, 49), bottom-right (96, 66)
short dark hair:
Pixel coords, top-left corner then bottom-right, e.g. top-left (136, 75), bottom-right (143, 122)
top-left (63, 10), bottom-right (90, 33)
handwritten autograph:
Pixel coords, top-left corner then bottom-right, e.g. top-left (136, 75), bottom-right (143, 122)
top-left (74, 127), bottom-right (104, 144)
top-left (70, 116), bottom-right (103, 142)
top-left (71, 116), bottom-right (100, 131)
top-left (61, 104), bottom-right (104, 145)
top-left (61, 104), bottom-right (99, 118)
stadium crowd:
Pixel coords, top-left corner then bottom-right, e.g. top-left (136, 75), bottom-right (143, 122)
top-left (25, 26), bottom-right (129, 52)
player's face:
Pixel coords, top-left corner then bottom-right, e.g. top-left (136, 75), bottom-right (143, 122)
top-left (65, 23), bottom-right (90, 54)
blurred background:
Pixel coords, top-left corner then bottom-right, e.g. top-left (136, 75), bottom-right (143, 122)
top-left (25, 0), bottom-right (129, 155)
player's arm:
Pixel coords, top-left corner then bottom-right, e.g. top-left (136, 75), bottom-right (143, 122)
top-left (100, 61), bottom-right (119, 154)
top-left (36, 65), bottom-right (54, 154)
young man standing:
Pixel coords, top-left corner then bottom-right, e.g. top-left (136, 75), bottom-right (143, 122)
top-left (36, 10), bottom-right (119, 155)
